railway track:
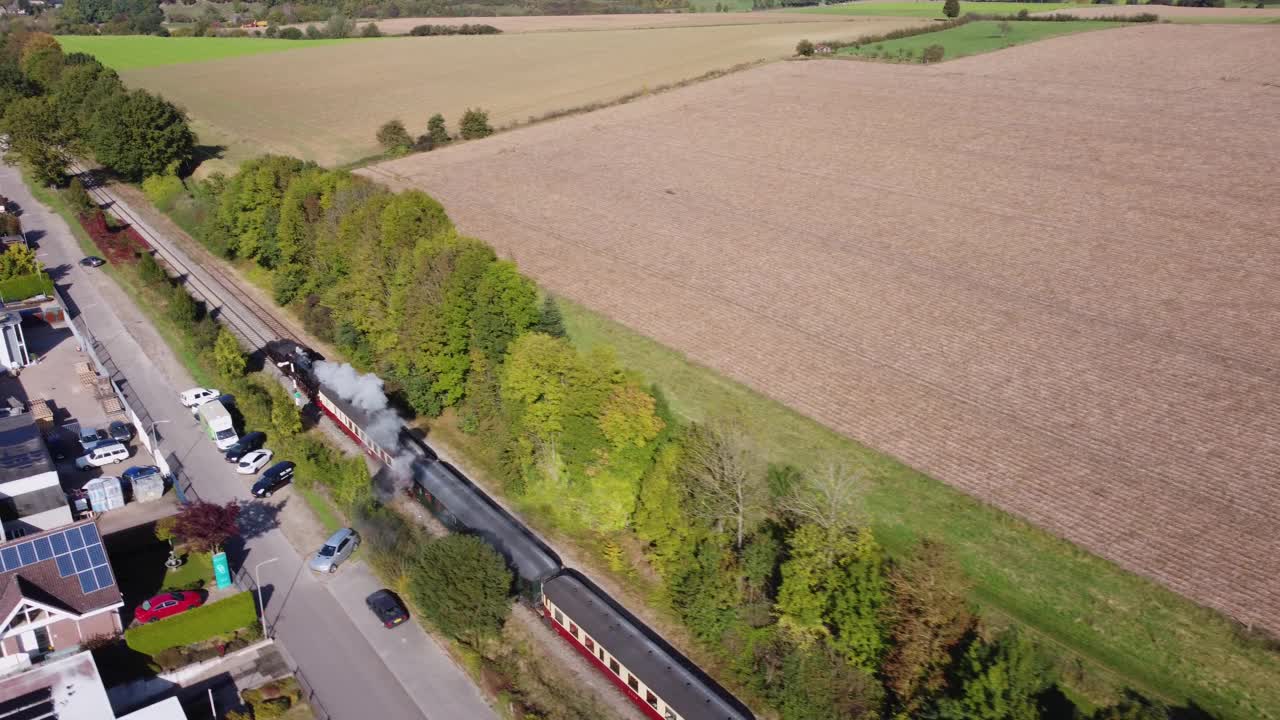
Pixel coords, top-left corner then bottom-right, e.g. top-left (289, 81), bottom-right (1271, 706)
top-left (67, 159), bottom-right (301, 351)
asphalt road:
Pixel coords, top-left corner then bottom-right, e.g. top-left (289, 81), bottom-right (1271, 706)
top-left (0, 162), bottom-right (497, 720)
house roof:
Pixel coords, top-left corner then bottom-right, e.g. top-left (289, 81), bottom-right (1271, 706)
top-left (0, 520), bottom-right (120, 620)
top-left (0, 413), bottom-right (53, 485)
top-left (0, 651), bottom-right (113, 720)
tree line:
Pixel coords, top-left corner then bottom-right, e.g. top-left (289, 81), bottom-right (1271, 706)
top-left (0, 30), bottom-right (195, 186)
top-left (179, 156), bottom-right (1201, 720)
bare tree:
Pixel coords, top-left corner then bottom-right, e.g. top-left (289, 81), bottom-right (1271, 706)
top-left (782, 461), bottom-right (868, 535)
top-left (682, 422), bottom-right (764, 549)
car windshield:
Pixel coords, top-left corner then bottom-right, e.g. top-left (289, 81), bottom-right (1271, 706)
top-left (216, 429), bottom-right (236, 440)
top-left (318, 545), bottom-right (336, 557)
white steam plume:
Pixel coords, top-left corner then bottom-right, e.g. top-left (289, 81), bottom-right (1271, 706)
top-left (314, 361), bottom-right (401, 449)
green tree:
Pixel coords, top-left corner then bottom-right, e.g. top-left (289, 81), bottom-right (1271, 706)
top-left (270, 388), bottom-right (303, 437)
top-left (633, 441), bottom-right (694, 578)
top-left (373, 119), bottom-right (409, 151)
top-left (882, 539), bottom-right (976, 714)
top-left (0, 244), bottom-right (40, 280)
top-left (330, 457), bottom-right (371, 509)
top-left (3, 96), bottom-right (71, 186)
top-left (360, 22), bottom-right (382, 37)
top-left (65, 177), bottom-right (95, 212)
top-left (459, 108), bottom-right (493, 140)
top-left (937, 629), bottom-right (1047, 720)
top-left (171, 500), bottom-right (240, 553)
top-left (89, 89), bottom-right (195, 181)
top-left (18, 33), bottom-right (64, 90)
top-left (829, 528), bottom-right (889, 671)
top-left (1091, 693), bottom-right (1172, 720)
top-left (137, 252), bottom-right (166, 285)
top-left (796, 39), bottom-right (815, 57)
top-left (775, 640), bottom-right (883, 720)
top-left (682, 421), bottom-right (764, 549)
top-left (325, 13), bottom-right (353, 38)
top-left (213, 329), bottom-right (246, 378)
top-left (943, 0), bottom-right (960, 17)
top-left (532, 295), bottom-right (566, 337)
top-left (408, 535), bottom-right (512, 644)
top-left (166, 284), bottom-right (198, 326)
top-left (426, 113), bottom-right (450, 146)
top-left (776, 524), bottom-right (846, 641)
top-left (470, 260), bottom-right (538, 362)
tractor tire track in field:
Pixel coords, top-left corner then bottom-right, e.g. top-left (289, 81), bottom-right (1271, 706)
top-left (363, 25), bottom-right (1280, 632)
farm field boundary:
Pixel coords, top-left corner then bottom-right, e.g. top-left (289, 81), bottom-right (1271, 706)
top-left (836, 19), bottom-right (1123, 61)
top-left (362, 23), bottom-right (1280, 719)
top-left (791, 0), bottom-right (1073, 16)
top-left (1042, 4), bottom-right (1280, 20)
top-left (328, 11), bottom-right (864, 34)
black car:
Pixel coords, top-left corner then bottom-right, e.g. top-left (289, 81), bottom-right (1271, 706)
top-left (365, 590), bottom-right (409, 628)
top-left (80, 256), bottom-right (106, 268)
top-left (251, 461), bottom-right (295, 498)
top-left (224, 431), bottom-right (266, 463)
top-left (108, 420), bottom-right (133, 443)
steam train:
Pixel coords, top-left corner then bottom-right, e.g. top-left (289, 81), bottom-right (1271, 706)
top-left (266, 341), bottom-right (755, 720)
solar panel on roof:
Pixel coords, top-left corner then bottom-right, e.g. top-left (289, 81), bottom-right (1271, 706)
top-left (72, 548), bottom-right (90, 573)
top-left (1, 547), bottom-right (17, 571)
top-left (93, 565), bottom-right (112, 589)
top-left (49, 532), bottom-right (68, 555)
top-left (81, 524), bottom-right (99, 544)
top-left (66, 527), bottom-right (84, 550)
top-left (33, 537), bottom-right (52, 561)
top-left (55, 554), bottom-right (74, 577)
top-left (17, 542), bottom-right (35, 566)
top-left (87, 544), bottom-right (106, 567)
top-left (77, 569), bottom-right (98, 594)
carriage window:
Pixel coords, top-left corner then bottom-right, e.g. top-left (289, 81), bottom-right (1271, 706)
top-left (628, 674), bottom-right (639, 692)
top-left (570, 623), bottom-right (579, 638)
top-left (646, 691), bottom-right (658, 708)
top-left (609, 659), bottom-right (620, 676)
top-left (585, 637), bottom-right (595, 651)
top-left (553, 609), bottom-right (563, 625)
top-left (598, 648), bottom-right (605, 662)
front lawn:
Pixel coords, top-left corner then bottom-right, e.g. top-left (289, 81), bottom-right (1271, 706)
top-left (125, 590), bottom-right (258, 655)
top-left (163, 551), bottom-right (214, 590)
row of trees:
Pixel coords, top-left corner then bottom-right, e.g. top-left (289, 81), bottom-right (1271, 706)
top-left (0, 30), bottom-right (195, 185)
top-left (375, 109), bottom-right (492, 154)
top-left (180, 156), bottom-right (1192, 720)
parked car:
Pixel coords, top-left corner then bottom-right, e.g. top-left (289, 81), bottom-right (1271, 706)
top-left (236, 449), bottom-right (273, 475)
top-left (108, 420), bottom-right (133, 443)
top-left (122, 465), bottom-right (161, 483)
top-left (309, 528), bottom-right (358, 573)
top-left (365, 589), bottom-right (409, 628)
top-left (224, 431), bottom-right (266, 463)
top-left (179, 387), bottom-right (220, 408)
top-left (134, 591), bottom-right (203, 624)
top-left (77, 426), bottom-right (109, 451)
top-left (79, 256), bottom-right (106, 268)
top-left (75, 442), bottom-right (129, 469)
top-left (251, 461), bottom-right (295, 498)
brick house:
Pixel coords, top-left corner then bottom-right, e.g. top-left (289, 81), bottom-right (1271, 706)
top-left (0, 520), bottom-right (121, 662)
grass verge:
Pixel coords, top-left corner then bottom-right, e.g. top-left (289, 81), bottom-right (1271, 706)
top-left (297, 484), bottom-right (343, 535)
top-left (838, 19), bottom-right (1120, 60)
top-left (164, 551), bottom-right (214, 590)
top-left (792, 1), bottom-right (1072, 16)
top-left (558, 297), bottom-right (1280, 719)
top-left (125, 590), bottom-right (257, 655)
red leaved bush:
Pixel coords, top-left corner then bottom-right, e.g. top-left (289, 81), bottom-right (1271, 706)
top-left (78, 210), bottom-right (150, 265)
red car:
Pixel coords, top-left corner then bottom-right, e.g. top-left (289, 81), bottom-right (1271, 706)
top-left (134, 591), bottom-right (203, 624)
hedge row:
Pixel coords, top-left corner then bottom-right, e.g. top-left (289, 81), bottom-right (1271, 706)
top-left (0, 272), bottom-right (53, 301)
top-left (125, 591), bottom-right (257, 656)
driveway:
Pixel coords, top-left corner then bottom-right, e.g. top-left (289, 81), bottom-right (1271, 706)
top-left (0, 162), bottom-right (496, 720)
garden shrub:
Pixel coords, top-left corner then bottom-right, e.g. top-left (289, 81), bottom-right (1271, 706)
top-left (921, 45), bottom-right (946, 64)
top-left (142, 174), bottom-right (185, 212)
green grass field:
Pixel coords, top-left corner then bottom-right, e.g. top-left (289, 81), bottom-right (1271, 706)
top-left (56, 35), bottom-right (360, 71)
top-left (839, 19), bottom-right (1119, 60)
top-left (792, 1), bottom-right (1072, 16)
top-left (690, 0), bottom-right (756, 9)
top-left (558, 298), bottom-right (1280, 719)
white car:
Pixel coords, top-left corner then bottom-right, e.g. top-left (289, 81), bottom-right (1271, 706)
top-left (236, 449), bottom-right (274, 475)
top-left (179, 387), bottom-right (220, 408)
top-left (75, 442), bottom-right (130, 469)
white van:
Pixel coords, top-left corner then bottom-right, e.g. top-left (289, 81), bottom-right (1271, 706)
top-left (75, 442), bottom-right (130, 469)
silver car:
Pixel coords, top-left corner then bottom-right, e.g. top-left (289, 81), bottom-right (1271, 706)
top-left (309, 528), bottom-right (359, 573)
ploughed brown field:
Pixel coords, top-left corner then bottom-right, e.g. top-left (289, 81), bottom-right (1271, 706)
top-left (363, 24), bottom-right (1280, 631)
top-left (1043, 4), bottom-right (1280, 19)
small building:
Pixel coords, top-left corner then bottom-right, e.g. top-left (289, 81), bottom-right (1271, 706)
top-left (0, 650), bottom-right (187, 719)
top-left (0, 412), bottom-right (69, 540)
top-left (0, 520), bottom-right (122, 663)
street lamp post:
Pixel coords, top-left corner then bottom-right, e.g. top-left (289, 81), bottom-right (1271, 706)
top-left (147, 419), bottom-right (170, 457)
top-left (254, 557), bottom-right (279, 639)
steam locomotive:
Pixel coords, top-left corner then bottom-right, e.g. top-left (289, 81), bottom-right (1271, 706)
top-left (266, 341), bottom-right (754, 720)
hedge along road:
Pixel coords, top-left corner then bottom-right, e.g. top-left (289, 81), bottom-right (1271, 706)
top-left (0, 159), bottom-right (496, 720)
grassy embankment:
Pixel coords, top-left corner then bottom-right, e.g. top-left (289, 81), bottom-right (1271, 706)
top-left (55, 35), bottom-right (360, 70)
top-left (839, 19), bottom-right (1121, 60)
top-left (552, 298), bottom-right (1280, 719)
top-left (792, 1), bottom-right (1072, 16)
